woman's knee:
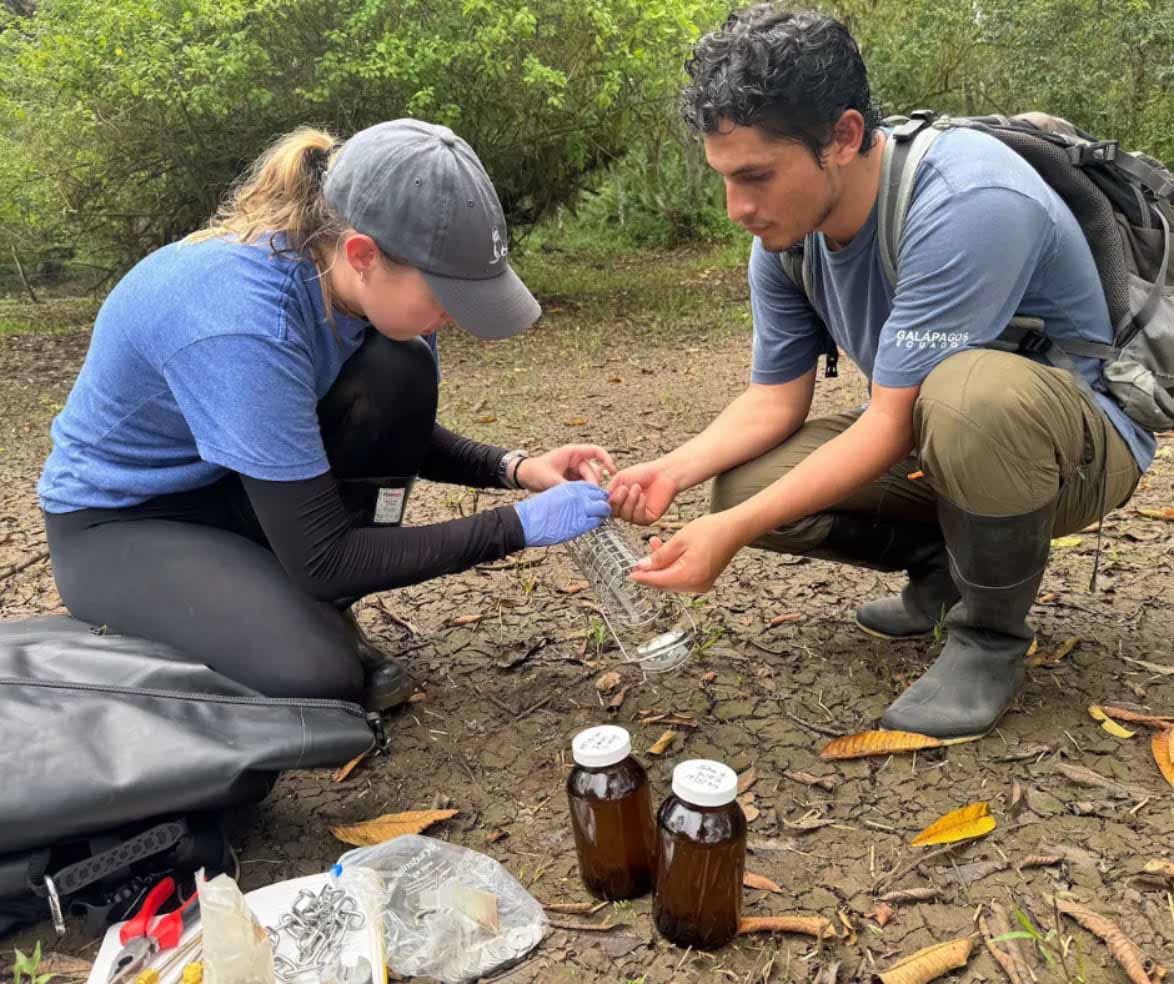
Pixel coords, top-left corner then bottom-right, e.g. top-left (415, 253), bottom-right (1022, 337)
top-left (319, 333), bottom-right (439, 479)
top-left (260, 630), bottom-right (364, 701)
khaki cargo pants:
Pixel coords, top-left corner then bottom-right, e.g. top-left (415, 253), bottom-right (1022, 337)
top-left (711, 350), bottom-right (1141, 551)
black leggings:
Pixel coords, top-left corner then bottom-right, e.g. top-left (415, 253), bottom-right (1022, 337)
top-left (44, 333), bottom-right (442, 701)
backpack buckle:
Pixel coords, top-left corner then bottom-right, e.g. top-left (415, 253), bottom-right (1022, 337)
top-left (1067, 141), bottom-right (1118, 166)
top-left (1016, 328), bottom-right (1053, 355)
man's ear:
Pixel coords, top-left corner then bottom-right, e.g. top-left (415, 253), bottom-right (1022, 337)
top-left (342, 232), bottom-right (380, 275)
top-left (830, 109), bottom-right (866, 164)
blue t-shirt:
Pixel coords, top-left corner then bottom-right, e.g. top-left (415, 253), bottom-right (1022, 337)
top-left (749, 127), bottom-right (1155, 471)
top-left (38, 236), bottom-right (419, 512)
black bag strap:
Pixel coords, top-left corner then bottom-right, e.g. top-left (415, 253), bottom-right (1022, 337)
top-left (28, 819), bottom-right (188, 898)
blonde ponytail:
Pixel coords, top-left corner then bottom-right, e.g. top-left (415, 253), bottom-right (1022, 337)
top-left (187, 126), bottom-right (349, 313)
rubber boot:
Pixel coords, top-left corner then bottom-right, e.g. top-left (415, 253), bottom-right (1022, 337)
top-left (800, 513), bottom-right (960, 639)
top-left (880, 497), bottom-right (1056, 743)
top-left (340, 610), bottom-right (418, 713)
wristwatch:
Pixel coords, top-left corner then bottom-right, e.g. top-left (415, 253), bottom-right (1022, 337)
top-left (498, 449), bottom-right (529, 490)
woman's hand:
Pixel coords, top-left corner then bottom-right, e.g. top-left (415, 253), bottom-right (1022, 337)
top-left (515, 444), bottom-right (616, 492)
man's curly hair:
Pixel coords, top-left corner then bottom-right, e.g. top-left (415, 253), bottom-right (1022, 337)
top-left (682, 6), bottom-right (881, 165)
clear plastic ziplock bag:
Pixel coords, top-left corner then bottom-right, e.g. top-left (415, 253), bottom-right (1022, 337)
top-left (336, 835), bottom-right (547, 984)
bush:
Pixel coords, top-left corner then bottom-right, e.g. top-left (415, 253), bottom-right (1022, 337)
top-left (0, 0), bottom-right (722, 268)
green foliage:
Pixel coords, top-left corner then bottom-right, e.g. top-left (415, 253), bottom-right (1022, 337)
top-left (557, 0), bottom-right (1174, 250)
top-left (10, 942), bottom-right (55, 984)
top-left (0, 0), bottom-right (719, 268)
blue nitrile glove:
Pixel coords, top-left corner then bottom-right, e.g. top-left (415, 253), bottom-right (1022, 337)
top-left (513, 481), bottom-right (612, 547)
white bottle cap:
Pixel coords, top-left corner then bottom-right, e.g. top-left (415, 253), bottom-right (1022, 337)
top-left (571, 725), bottom-right (632, 769)
top-left (672, 759), bottom-right (738, 807)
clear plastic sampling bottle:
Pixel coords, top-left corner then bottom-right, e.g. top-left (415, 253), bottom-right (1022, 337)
top-left (653, 759), bottom-right (746, 949)
top-left (566, 725), bottom-right (657, 900)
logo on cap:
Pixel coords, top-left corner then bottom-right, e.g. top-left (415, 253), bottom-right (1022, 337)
top-left (489, 227), bottom-right (508, 265)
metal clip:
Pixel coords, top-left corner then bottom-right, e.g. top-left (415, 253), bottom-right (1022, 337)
top-left (43, 875), bottom-right (66, 937)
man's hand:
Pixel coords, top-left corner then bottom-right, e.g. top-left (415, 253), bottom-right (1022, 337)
top-left (608, 460), bottom-right (680, 525)
top-left (516, 444), bottom-right (616, 492)
top-left (629, 513), bottom-right (745, 593)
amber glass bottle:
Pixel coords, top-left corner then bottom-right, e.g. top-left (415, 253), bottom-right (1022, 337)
top-left (566, 725), bottom-right (657, 900)
top-left (653, 759), bottom-right (746, 949)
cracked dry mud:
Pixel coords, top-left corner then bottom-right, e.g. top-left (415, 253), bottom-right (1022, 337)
top-left (2, 256), bottom-right (1172, 982)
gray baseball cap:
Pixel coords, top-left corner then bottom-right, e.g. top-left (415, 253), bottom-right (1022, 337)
top-left (324, 119), bottom-right (540, 340)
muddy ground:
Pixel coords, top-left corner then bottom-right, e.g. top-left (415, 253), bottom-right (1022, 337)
top-left (1, 248), bottom-right (1172, 983)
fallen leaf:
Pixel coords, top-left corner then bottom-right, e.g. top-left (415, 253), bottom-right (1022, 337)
top-left (869, 902), bottom-right (896, 927)
top-left (408, 691), bottom-right (427, 704)
top-left (878, 888), bottom-right (941, 904)
top-left (1029, 635), bottom-right (1080, 668)
top-left (1138, 859), bottom-right (1174, 885)
top-left (647, 730), bottom-right (676, 755)
top-left (736, 767), bottom-right (757, 794)
top-left (595, 671), bottom-right (622, 693)
top-left (1057, 896), bottom-right (1160, 984)
top-left (980, 903), bottom-right (1032, 984)
top-left (783, 770), bottom-right (839, 792)
top-left (879, 937), bottom-right (976, 984)
top-left (557, 581), bottom-right (589, 595)
top-left (821, 730), bottom-right (943, 760)
top-left (485, 828), bottom-right (509, 844)
top-left (607, 688), bottom-right (626, 711)
top-left (1153, 731), bottom-right (1174, 786)
top-left (600, 933), bottom-right (645, 959)
top-left (541, 900), bottom-right (608, 915)
top-left (1121, 656), bottom-right (1174, 676)
top-left (1039, 591), bottom-right (1060, 603)
top-left (701, 671), bottom-right (717, 684)
top-left (35, 953), bottom-right (93, 978)
top-left (451, 613), bottom-right (484, 626)
top-left (738, 793), bottom-right (761, 823)
top-left (1016, 854), bottom-right (1063, 871)
top-left (1099, 704), bottom-right (1174, 729)
top-left (768, 612), bottom-right (803, 627)
top-left (738, 915), bottom-right (837, 939)
top-left (332, 747), bottom-right (371, 784)
top-left (1088, 705), bottom-right (1137, 738)
top-left (330, 808), bottom-right (458, 847)
top-left (911, 802), bottom-right (996, 847)
top-left (743, 871), bottom-right (783, 894)
top-left (477, 414), bottom-right (497, 424)
top-left (565, 417), bottom-right (588, 426)
top-left (837, 909), bottom-right (857, 946)
top-left (1135, 507), bottom-right (1174, 521)
top-left (1051, 535), bottom-right (1083, 548)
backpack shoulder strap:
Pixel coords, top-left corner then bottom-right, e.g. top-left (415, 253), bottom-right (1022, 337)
top-left (778, 237), bottom-right (839, 378)
top-left (878, 112), bottom-right (945, 290)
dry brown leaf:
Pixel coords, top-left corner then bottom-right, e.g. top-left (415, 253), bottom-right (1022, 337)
top-left (485, 828), bottom-right (509, 844)
top-left (837, 909), bottom-right (857, 946)
top-left (541, 900), bottom-right (608, 915)
top-left (557, 581), bottom-right (589, 595)
top-left (565, 417), bottom-right (588, 427)
top-left (595, 670), bottom-right (622, 693)
top-left (784, 770), bottom-right (839, 792)
top-left (738, 793), bottom-right (761, 823)
top-left (821, 730), bottom-right (943, 760)
top-left (35, 953), bottom-right (94, 979)
top-left (980, 903), bottom-right (1032, 984)
top-left (701, 671), bottom-right (717, 684)
top-left (408, 691), bottom-right (427, 704)
top-left (743, 871), bottom-right (783, 894)
top-left (1153, 731), bottom-right (1174, 786)
top-left (1057, 896), bottom-right (1157, 984)
top-left (451, 613), bottom-right (484, 626)
top-left (869, 902), bottom-right (896, 927)
top-left (477, 414), bottom-right (497, 424)
top-left (647, 730), bottom-right (676, 755)
top-left (768, 612), bottom-right (803, 627)
top-left (1089, 705), bottom-right (1138, 738)
top-left (879, 888), bottom-right (941, 904)
top-left (330, 808), bottom-right (458, 847)
top-left (606, 688), bottom-right (626, 710)
top-left (331, 747), bottom-right (371, 784)
top-left (1099, 704), bottom-right (1174, 729)
top-left (738, 915), bottom-right (837, 939)
top-left (1039, 591), bottom-right (1060, 603)
top-left (737, 767), bottom-right (758, 794)
top-left (879, 937), bottom-right (976, 984)
top-left (911, 802), bottom-right (996, 847)
top-left (1028, 635), bottom-right (1081, 668)
top-left (1136, 507), bottom-right (1174, 521)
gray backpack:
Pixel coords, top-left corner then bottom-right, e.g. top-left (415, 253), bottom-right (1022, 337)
top-left (781, 110), bottom-right (1174, 431)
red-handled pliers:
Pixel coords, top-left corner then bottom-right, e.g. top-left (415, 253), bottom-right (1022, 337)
top-left (108, 876), bottom-right (200, 984)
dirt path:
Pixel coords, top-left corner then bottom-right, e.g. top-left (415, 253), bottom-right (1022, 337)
top-left (2, 250), bottom-right (1172, 982)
